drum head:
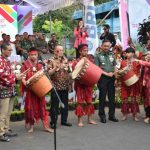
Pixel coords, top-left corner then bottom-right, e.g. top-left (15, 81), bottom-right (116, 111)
top-left (72, 58), bottom-right (86, 79)
top-left (27, 70), bottom-right (43, 85)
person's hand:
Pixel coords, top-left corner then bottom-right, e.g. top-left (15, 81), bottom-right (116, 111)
top-left (114, 69), bottom-right (118, 77)
top-left (145, 56), bottom-right (148, 61)
top-left (69, 85), bottom-right (73, 93)
top-left (114, 80), bottom-right (118, 86)
top-left (106, 72), bottom-right (114, 77)
top-left (83, 26), bottom-right (88, 32)
top-left (15, 73), bottom-right (25, 80)
top-left (23, 49), bottom-right (27, 53)
top-left (143, 80), bottom-right (146, 86)
top-left (52, 61), bottom-right (58, 70)
top-left (101, 33), bottom-right (106, 37)
top-left (43, 59), bottom-right (48, 64)
top-left (134, 59), bottom-right (140, 62)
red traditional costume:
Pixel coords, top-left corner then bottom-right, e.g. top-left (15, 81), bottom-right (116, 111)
top-left (21, 60), bottom-right (49, 127)
top-left (120, 60), bottom-right (141, 116)
top-left (0, 56), bottom-right (16, 98)
top-left (120, 56), bottom-right (150, 117)
top-left (72, 55), bottom-right (95, 117)
top-left (143, 66), bottom-right (150, 107)
top-left (138, 60), bottom-right (150, 107)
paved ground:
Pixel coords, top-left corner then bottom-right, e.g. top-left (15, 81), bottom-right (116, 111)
top-left (1, 108), bottom-right (150, 150)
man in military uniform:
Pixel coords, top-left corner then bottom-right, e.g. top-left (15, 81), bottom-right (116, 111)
top-left (48, 33), bottom-right (58, 54)
top-left (95, 39), bottom-right (118, 123)
top-left (20, 32), bottom-right (33, 60)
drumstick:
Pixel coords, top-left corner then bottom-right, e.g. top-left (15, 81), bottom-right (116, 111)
top-left (22, 68), bottom-right (30, 75)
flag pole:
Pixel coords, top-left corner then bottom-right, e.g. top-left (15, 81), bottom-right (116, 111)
top-left (97, 2), bottom-right (120, 26)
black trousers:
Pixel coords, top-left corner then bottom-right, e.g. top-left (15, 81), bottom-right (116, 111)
top-left (50, 90), bottom-right (68, 125)
top-left (97, 75), bottom-right (116, 118)
top-left (145, 106), bottom-right (150, 117)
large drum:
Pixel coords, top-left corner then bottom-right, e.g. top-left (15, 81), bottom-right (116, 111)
top-left (72, 57), bottom-right (102, 86)
top-left (26, 70), bottom-right (52, 97)
top-left (123, 70), bottom-right (139, 86)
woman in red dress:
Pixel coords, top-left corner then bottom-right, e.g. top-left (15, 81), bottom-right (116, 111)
top-left (74, 20), bottom-right (88, 58)
top-left (21, 48), bottom-right (53, 133)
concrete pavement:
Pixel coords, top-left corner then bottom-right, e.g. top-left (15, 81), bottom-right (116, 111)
top-left (1, 108), bottom-right (150, 150)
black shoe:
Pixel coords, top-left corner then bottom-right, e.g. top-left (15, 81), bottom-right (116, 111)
top-left (61, 122), bottom-right (72, 127)
top-left (109, 116), bottom-right (119, 122)
top-left (0, 134), bottom-right (10, 142)
top-left (5, 129), bottom-right (17, 137)
top-left (51, 124), bottom-right (57, 129)
top-left (100, 117), bottom-right (107, 123)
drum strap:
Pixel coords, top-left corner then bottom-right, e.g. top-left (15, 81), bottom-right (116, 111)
top-left (23, 60), bottom-right (42, 71)
top-left (23, 61), bottom-right (31, 70)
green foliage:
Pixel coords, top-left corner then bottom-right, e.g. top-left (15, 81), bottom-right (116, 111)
top-left (65, 48), bottom-right (76, 58)
top-left (16, 83), bottom-right (21, 96)
top-left (95, 0), bottom-right (111, 5)
top-left (33, 14), bottom-right (49, 33)
top-left (33, 0), bottom-right (110, 36)
top-left (42, 19), bottom-right (73, 39)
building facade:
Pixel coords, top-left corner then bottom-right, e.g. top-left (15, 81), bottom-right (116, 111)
top-left (72, 0), bottom-right (120, 37)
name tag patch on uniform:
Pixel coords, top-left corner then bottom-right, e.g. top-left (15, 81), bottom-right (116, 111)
top-left (109, 56), bottom-right (114, 62)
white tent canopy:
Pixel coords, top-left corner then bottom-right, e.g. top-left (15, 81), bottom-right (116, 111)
top-left (23, 0), bottom-right (77, 15)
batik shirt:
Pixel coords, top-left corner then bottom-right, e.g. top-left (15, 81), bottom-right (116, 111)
top-left (0, 56), bottom-right (16, 98)
top-left (48, 56), bottom-right (71, 91)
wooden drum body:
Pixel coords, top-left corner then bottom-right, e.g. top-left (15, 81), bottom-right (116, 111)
top-left (26, 70), bottom-right (52, 97)
top-left (72, 57), bottom-right (102, 86)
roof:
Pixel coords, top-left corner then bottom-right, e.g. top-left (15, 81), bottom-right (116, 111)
top-left (23, 0), bottom-right (76, 15)
top-left (72, 0), bottom-right (118, 20)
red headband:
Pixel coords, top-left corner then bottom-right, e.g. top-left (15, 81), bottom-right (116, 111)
top-left (29, 50), bottom-right (38, 54)
top-left (80, 46), bottom-right (88, 51)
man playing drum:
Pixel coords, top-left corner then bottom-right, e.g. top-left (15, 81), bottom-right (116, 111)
top-left (21, 47), bottom-right (53, 133)
top-left (121, 48), bottom-right (140, 121)
top-left (72, 44), bottom-right (113, 127)
top-left (119, 47), bottom-right (141, 121)
top-left (72, 44), bottom-right (97, 127)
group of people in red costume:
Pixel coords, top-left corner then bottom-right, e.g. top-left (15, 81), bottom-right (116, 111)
top-left (73, 20), bottom-right (150, 125)
top-left (1, 20), bottom-right (150, 143)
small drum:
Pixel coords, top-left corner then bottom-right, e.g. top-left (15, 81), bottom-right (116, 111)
top-left (72, 57), bottom-right (102, 86)
top-left (26, 70), bottom-right (52, 97)
top-left (123, 70), bottom-right (139, 86)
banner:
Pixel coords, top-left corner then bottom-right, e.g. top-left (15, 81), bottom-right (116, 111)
top-left (0, 4), bottom-right (18, 41)
top-left (83, 0), bottom-right (98, 55)
top-left (118, 0), bottom-right (129, 49)
top-left (128, 0), bottom-right (150, 43)
top-left (17, 6), bottom-right (33, 34)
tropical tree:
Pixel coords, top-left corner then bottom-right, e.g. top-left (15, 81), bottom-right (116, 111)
top-left (42, 19), bottom-right (73, 39)
top-left (33, 0), bottom-right (110, 36)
